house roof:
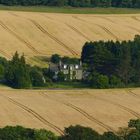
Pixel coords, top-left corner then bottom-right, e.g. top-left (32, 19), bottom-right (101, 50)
top-left (49, 63), bottom-right (82, 72)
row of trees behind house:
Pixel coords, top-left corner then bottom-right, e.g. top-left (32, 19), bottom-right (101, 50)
top-left (81, 35), bottom-right (140, 88)
top-left (0, 0), bottom-right (140, 8)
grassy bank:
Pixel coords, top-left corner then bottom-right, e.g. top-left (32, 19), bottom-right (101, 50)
top-left (0, 5), bottom-right (140, 14)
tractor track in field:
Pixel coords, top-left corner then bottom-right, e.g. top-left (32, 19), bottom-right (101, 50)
top-left (131, 16), bottom-right (140, 22)
top-left (95, 24), bottom-right (120, 40)
top-left (0, 20), bottom-right (40, 55)
top-left (86, 92), bottom-right (140, 118)
top-left (127, 26), bottom-right (140, 34)
top-left (40, 14), bottom-right (54, 20)
top-left (127, 89), bottom-right (140, 99)
top-left (65, 23), bottom-right (90, 41)
top-left (0, 94), bottom-right (64, 135)
top-left (98, 17), bottom-right (115, 24)
top-left (8, 12), bottom-right (19, 17)
top-left (72, 16), bottom-right (86, 22)
top-left (0, 49), bottom-right (11, 59)
top-left (39, 92), bottom-right (115, 133)
top-left (29, 19), bottom-right (78, 56)
top-left (72, 16), bottom-right (120, 41)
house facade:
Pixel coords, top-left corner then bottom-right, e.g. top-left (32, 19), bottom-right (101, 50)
top-left (49, 61), bottom-right (83, 81)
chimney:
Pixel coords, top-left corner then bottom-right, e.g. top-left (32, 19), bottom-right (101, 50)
top-left (59, 60), bottom-right (62, 67)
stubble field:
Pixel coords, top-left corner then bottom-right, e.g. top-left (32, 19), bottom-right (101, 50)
top-left (1, 11), bottom-right (140, 65)
top-left (0, 88), bottom-right (140, 135)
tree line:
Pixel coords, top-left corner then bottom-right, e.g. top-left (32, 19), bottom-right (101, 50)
top-left (1, 119), bottom-right (140, 140)
top-left (0, 0), bottom-right (140, 8)
top-left (0, 52), bottom-right (80, 89)
top-left (0, 52), bottom-right (52, 89)
top-left (81, 35), bottom-right (140, 88)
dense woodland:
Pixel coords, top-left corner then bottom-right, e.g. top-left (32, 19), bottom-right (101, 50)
top-left (0, 0), bottom-right (140, 8)
top-left (82, 35), bottom-right (140, 88)
top-left (1, 119), bottom-right (140, 140)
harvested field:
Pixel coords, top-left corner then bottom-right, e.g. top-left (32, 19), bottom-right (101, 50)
top-left (0, 11), bottom-right (140, 65)
top-left (0, 88), bottom-right (140, 135)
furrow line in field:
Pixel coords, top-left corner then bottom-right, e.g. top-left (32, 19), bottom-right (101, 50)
top-left (96, 24), bottom-right (120, 40)
top-left (131, 16), bottom-right (140, 22)
top-left (65, 23), bottom-right (91, 41)
top-left (0, 94), bottom-right (64, 135)
top-left (127, 26), bottom-right (140, 34)
top-left (127, 89), bottom-right (140, 98)
top-left (8, 12), bottom-right (19, 17)
top-left (72, 16), bottom-right (120, 41)
top-left (40, 14), bottom-right (54, 20)
top-left (40, 92), bottom-right (115, 132)
top-left (87, 92), bottom-right (140, 118)
top-left (0, 49), bottom-right (11, 59)
top-left (72, 16), bottom-right (86, 22)
top-left (0, 20), bottom-right (40, 55)
top-left (99, 17), bottom-right (115, 24)
top-left (29, 19), bottom-right (78, 56)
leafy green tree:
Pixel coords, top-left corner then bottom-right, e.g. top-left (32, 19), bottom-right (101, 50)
top-left (34, 129), bottom-right (58, 140)
top-left (60, 125), bottom-right (101, 140)
top-left (51, 54), bottom-right (61, 64)
top-left (0, 126), bottom-right (35, 140)
top-left (30, 67), bottom-right (45, 87)
top-left (57, 71), bottom-right (65, 81)
top-left (0, 64), bottom-right (5, 80)
top-left (5, 52), bottom-right (32, 88)
top-left (109, 75), bottom-right (124, 88)
top-left (89, 72), bottom-right (109, 88)
top-left (102, 132), bottom-right (122, 140)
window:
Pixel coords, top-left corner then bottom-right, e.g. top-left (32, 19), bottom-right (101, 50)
top-left (64, 65), bottom-right (67, 69)
top-left (75, 65), bottom-right (79, 69)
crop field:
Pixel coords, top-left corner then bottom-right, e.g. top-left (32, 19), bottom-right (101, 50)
top-left (1, 11), bottom-right (140, 65)
top-left (0, 88), bottom-right (140, 135)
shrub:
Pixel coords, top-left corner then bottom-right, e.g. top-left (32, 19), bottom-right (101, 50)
top-left (57, 71), bottom-right (65, 82)
top-left (60, 125), bottom-right (101, 140)
top-left (5, 52), bottom-right (32, 88)
top-left (51, 54), bottom-right (61, 64)
top-left (89, 72), bottom-right (109, 88)
top-left (30, 67), bottom-right (46, 87)
top-left (34, 129), bottom-right (58, 140)
top-left (109, 75), bottom-right (124, 88)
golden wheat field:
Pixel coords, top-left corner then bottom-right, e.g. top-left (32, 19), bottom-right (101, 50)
top-left (0, 88), bottom-right (140, 135)
top-left (0, 11), bottom-right (140, 65)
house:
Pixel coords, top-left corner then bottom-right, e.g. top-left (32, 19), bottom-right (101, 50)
top-left (49, 61), bottom-right (83, 81)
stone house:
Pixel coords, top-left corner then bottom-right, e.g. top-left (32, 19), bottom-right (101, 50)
top-left (49, 61), bottom-right (83, 81)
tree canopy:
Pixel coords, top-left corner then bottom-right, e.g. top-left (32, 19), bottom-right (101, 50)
top-left (0, 0), bottom-right (140, 8)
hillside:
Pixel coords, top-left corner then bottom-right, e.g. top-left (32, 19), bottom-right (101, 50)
top-left (1, 11), bottom-right (140, 65)
top-left (0, 88), bottom-right (140, 135)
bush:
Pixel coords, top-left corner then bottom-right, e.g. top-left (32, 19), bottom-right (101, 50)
top-left (89, 72), bottom-right (109, 88)
top-left (30, 67), bottom-right (46, 87)
top-left (5, 52), bottom-right (32, 89)
top-left (0, 126), bottom-right (35, 140)
top-left (34, 129), bottom-right (58, 140)
top-left (60, 125), bottom-right (101, 140)
top-left (51, 54), bottom-right (61, 64)
top-left (57, 71), bottom-right (65, 82)
top-left (0, 64), bottom-right (5, 80)
top-left (109, 75), bottom-right (124, 88)
top-left (102, 132), bottom-right (122, 140)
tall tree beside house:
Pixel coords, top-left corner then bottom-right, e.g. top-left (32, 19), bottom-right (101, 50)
top-left (30, 66), bottom-right (46, 87)
top-left (5, 52), bottom-right (32, 88)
